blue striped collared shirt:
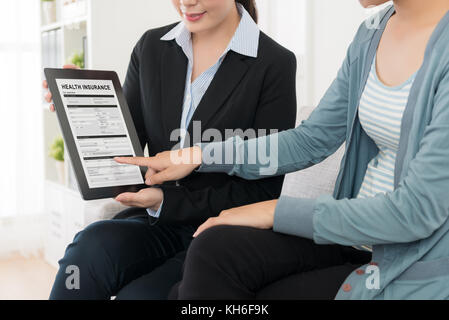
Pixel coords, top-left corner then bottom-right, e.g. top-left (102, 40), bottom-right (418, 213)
top-left (147, 3), bottom-right (260, 218)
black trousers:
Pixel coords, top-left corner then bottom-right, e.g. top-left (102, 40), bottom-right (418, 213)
top-left (170, 225), bottom-right (372, 300)
top-left (49, 208), bottom-right (194, 300)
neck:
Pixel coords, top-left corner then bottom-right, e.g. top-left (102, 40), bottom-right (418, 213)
top-left (393, 0), bottom-right (449, 26)
top-left (192, 5), bottom-right (241, 47)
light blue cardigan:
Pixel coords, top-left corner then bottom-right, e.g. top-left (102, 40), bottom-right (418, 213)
top-left (198, 6), bottom-right (449, 299)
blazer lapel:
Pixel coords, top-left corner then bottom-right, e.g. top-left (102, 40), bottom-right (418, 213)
top-left (187, 52), bottom-right (250, 134)
top-left (160, 42), bottom-right (188, 144)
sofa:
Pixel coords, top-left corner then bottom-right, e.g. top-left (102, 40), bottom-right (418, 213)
top-left (281, 106), bottom-right (345, 199)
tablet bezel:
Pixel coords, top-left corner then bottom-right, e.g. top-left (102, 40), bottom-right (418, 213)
top-left (44, 68), bottom-right (147, 200)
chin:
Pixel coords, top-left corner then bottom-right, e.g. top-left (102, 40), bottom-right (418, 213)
top-left (184, 23), bottom-right (203, 34)
top-left (359, 0), bottom-right (389, 8)
top-left (184, 21), bottom-right (211, 34)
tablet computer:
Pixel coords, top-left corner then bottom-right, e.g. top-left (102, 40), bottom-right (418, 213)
top-left (44, 68), bottom-right (147, 200)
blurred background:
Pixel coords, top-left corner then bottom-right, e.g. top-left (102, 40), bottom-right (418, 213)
top-left (0, 0), bottom-right (389, 300)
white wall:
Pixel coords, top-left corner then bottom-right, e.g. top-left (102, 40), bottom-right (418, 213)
top-left (259, 0), bottom-right (392, 107)
top-left (89, 0), bottom-right (179, 81)
top-left (305, 0), bottom-right (392, 106)
top-left (305, 0), bottom-right (367, 106)
top-left (257, 0), bottom-right (367, 107)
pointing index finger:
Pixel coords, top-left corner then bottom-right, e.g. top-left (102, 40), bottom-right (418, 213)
top-left (114, 156), bottom-right (151, 167)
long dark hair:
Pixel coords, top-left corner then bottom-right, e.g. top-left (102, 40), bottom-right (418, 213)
top-left (236, 0), bottom-right (258, 23)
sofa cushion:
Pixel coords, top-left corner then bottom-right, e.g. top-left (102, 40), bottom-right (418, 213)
top-left (281, 107), bottom-right (345, 199)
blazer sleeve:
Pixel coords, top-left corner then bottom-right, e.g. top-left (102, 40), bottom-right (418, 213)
top-left (155, 51), bottom-right (298, 226)
top-left (123, 33), bottom-right (148, 150)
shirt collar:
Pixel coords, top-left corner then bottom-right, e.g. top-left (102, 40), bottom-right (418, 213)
top-left (160, 3), bottom-right (260, 58)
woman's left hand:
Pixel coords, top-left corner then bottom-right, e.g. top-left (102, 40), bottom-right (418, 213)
top-left (115, 187), bottom-right (164, 211)
top-left (193, 200), bottom-right (278, 238)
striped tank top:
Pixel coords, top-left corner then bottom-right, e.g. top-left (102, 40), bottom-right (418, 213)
top-left (355, 55), bottom-right (417, 251)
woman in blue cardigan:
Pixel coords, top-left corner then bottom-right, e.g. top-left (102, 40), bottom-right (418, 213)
top-left (117, 0), bottom-right (449, 299)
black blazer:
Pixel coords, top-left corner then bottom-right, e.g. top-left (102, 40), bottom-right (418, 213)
top-left (122, 23), bottom-right (297, 226)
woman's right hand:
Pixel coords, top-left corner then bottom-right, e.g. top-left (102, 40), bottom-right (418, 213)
top-left (42, 64), bottom-right (79, 112)
top-left (115, 146), bottom-right (203, 185)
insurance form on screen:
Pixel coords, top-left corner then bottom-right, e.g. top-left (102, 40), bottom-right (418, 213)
top-left (56, 79), bottom-right (144, 189)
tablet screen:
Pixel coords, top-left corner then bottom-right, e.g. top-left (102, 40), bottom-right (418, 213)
top-left (55, 78), bottom-right (144, 189)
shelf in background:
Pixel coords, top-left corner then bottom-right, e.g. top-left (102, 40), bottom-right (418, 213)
top-left (41, 21), bottom-right (62, 33)
top-left (40, 15), bottom-right (87, 33)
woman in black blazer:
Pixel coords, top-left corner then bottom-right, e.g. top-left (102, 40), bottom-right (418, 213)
top-left (46, 0), bottom-right (297, 300)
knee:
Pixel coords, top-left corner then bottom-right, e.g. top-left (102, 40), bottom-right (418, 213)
top-left (60, 221), bottom-right (118, 266)
top-left (189, 225), bottom-right (235, 254)
top-left (177, 225), bottom-right (254, 299)
top-left (51, 221), bottom-right (123, 299)
top-left (185, 225), bottom-right (248, 268)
